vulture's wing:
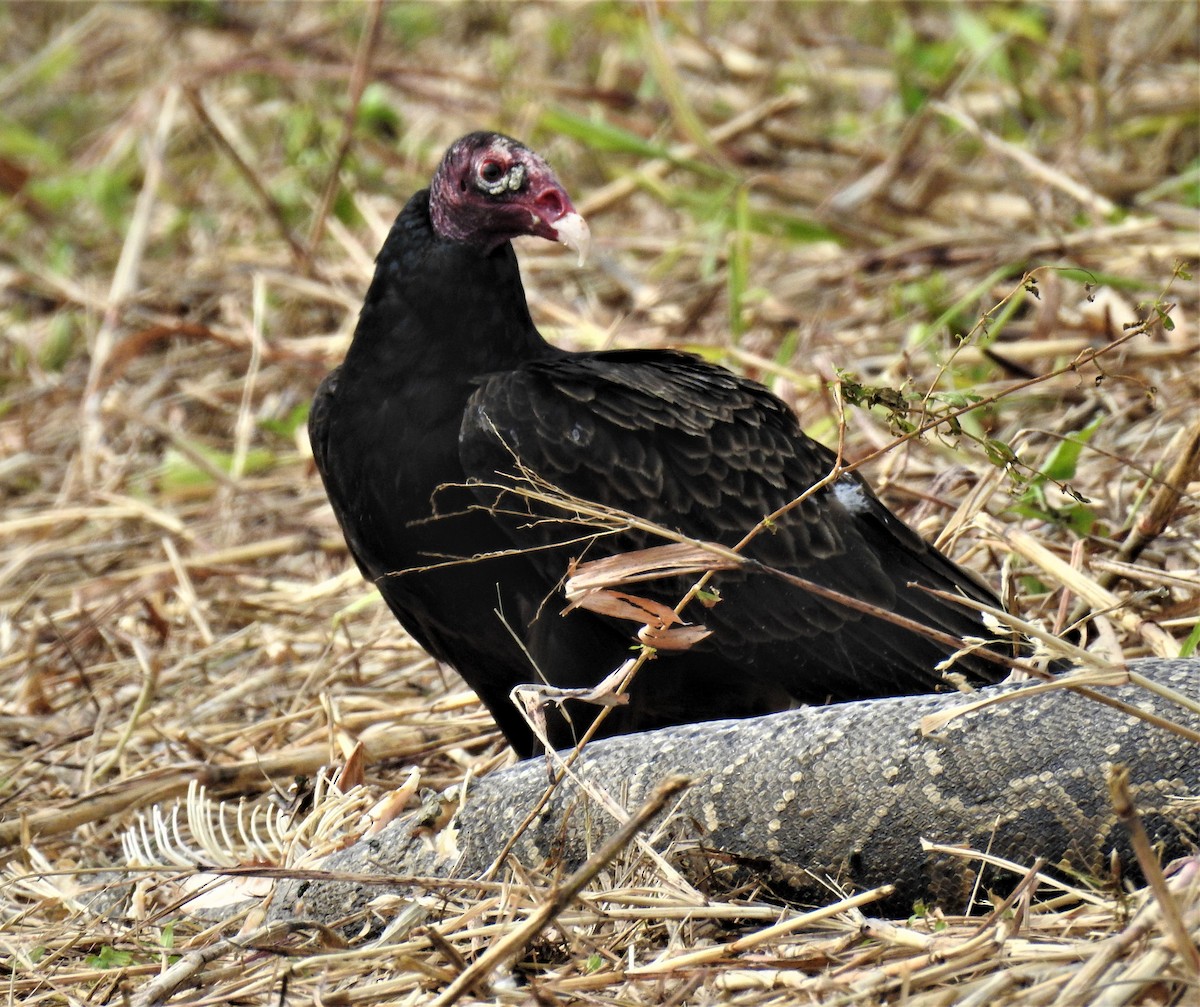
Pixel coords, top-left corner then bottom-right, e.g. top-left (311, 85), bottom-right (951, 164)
top-left (460, 349), bottom-right (1006, 701)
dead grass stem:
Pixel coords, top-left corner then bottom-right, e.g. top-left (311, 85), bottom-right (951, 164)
top-left (1, 3), bottom-right (1196, 1004)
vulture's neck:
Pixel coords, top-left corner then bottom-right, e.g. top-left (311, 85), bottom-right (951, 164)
top-left (344, 189), bottom-right (554, 387)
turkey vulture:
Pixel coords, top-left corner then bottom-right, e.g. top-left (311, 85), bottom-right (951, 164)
top-left (310, 131), bottom-right (1012, 757)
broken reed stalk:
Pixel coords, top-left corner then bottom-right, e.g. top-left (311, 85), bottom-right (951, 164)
top-left (1069, 414), bottom-right (1200, 625)
top-left (1106, 765), bottom-right (1200, 979)
top-left (4, 6), bottom-right (1197, 1006)
top-left (433, 775), bottom-right (691, 1006)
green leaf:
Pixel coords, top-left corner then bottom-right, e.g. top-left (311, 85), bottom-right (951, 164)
top-left (928, 391), bottom-right (983, 410)
top-left (987, 6), bottom-right (1049, 42)
top-left (916, 263), bottom-right (1026, 352)
top-left (1010, 418), bottom-right (1102, 531)
top-left (40, 312), bottom-right (81, 372)
top-left (0, 114), bottom-right (67, 166)
top-left (384, 3), bottom-right (442, 49)
top-left (1180, 621), bottom-right (1200, 658)
top-left (1155, 305), bottom-right (1176, 331)
top-left (159, 444), bottom-right (276, 493)
top-left (1054, 267), bottom-right (1156, 293)
top-left (773, 330), bottom-right (800, 368)
top-left (357, 82), bottom-right (400, 137)
top-left (1019, 574), bottom-right (1051, 596)
top-left (258, 402), bottom-right (311, 439)
top-left (983, 437), bottom-right (1019, 468)
top-left (539, 107), bottom-right (675, 160)
top-left (87, 946), bottom-right (133, 969)
top-left (1059, 503), bottom-right (1098, 536)
top-left (665, 183), bottom-right (835, 242)
top-left (1039, 416), bottom-right (1103, 483)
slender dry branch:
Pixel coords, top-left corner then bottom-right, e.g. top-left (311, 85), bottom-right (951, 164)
top-left (434, 775), bottom-right (690, 1006)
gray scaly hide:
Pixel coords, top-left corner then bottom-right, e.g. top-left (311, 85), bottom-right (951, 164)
top-left (275, 658), bottom-right (1198, 926)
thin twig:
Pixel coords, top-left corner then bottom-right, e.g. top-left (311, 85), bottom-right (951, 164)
top-left (1107, 766), bottom-right (1200, 978)
top-left (434, 775), bottom-right (691, 1006)
top-left (303, 0), bottom-right (384, 272)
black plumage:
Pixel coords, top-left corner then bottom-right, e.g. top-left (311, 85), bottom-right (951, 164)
top-left (310, 132), bottom-right (1011, 757)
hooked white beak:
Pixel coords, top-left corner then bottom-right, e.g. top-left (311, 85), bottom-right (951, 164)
top-left (552, 212), bottom-right (591, 267)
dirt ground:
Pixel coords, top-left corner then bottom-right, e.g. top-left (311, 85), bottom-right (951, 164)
top-left (1, 3), bottom-right (1197, 1004)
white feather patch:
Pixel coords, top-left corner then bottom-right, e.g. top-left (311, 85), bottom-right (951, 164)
top-left (833, 478), bottom-right (871, 514)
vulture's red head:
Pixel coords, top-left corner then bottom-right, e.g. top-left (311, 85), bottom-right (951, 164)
top-left (428, 132), bottom-right (590, 263)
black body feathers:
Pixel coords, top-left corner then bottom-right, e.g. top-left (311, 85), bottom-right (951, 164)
top-left (311, 136), bottom-right (1011, 757)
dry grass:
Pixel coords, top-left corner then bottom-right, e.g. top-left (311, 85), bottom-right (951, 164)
top-left (1, 2), bottom-right (1197, 1004)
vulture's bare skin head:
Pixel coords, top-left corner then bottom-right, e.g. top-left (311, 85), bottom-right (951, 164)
top-left (429, 132), bottom-right (590, 263)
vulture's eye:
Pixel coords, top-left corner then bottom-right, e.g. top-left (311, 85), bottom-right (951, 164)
top-left (480, 160), bottom-right (504, 183)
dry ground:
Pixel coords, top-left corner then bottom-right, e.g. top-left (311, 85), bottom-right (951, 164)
top-left (1, 2), bottom-right (1198, 1004)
